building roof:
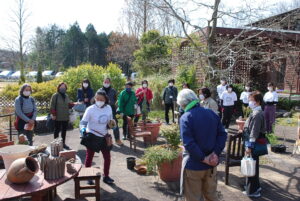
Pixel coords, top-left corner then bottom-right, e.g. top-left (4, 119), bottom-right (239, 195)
top-left (246, 7), bottom-right (300, 27)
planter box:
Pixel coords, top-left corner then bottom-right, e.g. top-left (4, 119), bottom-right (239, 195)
top-left (140, 122), bottom-right (162, 144)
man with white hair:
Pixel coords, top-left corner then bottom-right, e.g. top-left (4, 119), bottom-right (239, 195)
top-left (178, 89), bottom-right (227, 201)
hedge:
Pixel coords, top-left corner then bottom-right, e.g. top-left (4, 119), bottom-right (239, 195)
top-left (1, 63), bottom-right (126, 102)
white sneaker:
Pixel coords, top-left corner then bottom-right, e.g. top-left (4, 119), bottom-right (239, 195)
top-left (243, 191), bottom-right (261, 198)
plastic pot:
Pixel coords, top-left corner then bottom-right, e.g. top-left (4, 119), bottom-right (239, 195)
top-left (126, 157), bottom-right (136, 170)
top-left (158, 153), bottom-right (182, 182)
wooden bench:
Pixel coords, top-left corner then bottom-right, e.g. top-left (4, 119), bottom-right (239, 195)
top-left (74, 167), bottom-right (101, 201)
top-left (225, 132), bottom-right (244, 185)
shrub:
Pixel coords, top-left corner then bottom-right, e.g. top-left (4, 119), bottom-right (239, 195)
top-left (277, 98), bottom-right (300, 111)
top-left (175, 65), bottom-right (198, 91)
top-left (160, 124), bottom-right (181, 147)
top-left (1, 63), bottom-right (126, 102)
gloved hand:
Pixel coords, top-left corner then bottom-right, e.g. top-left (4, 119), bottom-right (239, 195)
top-left (221, 107), bottom-right (224, 113)
top-left (80, 127), bottom-right (86, 138)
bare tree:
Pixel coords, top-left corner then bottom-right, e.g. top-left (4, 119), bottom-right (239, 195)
top-left (10, 0), bottom-right (31, 83)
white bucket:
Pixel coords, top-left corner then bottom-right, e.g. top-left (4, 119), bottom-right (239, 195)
top-left (0, 145), bottom-right (33, 171)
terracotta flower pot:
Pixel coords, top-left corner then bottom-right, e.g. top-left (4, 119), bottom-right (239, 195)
top-left (236, 119), bottom-right (246, 132)
top-left (7, 156), bottom-right (39, 184)
top-left (142, 123), bottom-right (162, 144)
top-left (0, 145), bottom-right (32, 171)
top-left (158, 153), bottom-right (182, 182)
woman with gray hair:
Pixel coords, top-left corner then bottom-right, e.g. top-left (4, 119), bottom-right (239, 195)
top-left (178, 89), bottom-right (227, 201)
top-left (14, 83), bottom-right (37, 145)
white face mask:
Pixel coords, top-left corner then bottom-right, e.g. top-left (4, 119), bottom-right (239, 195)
top-left (267, 87), bottom-right (273, 91)
top-left (199, 94), bottom-right (205, 100)
top-left (227, 88), bottom-right (232, 92)
top-left (169, 83), bottom-right (174, 87)
top-left (96, 101), bottom-right (105, 107)
top-left (83, 83), bottom-right (89, 88)
top-left (103, 83), bottom-right (110, 88)
top-left (23, 91), bottom-right (31, 97)
top-left (245, 87), bottom-right (250, 91)
top-left (249, 101), bottom-right (256, 109)
top-left (142, 84), bottom-right (148, 88)
top-left (221, 80), bottom-right (225, 85)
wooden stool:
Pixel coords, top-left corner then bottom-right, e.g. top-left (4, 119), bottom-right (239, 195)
top-left (74, 167), bottom-right (101, 201)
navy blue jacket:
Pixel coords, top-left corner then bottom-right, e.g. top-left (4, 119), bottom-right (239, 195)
top-left (180, 104), bottom-right (227, 170)
top-left (77, 88), bottom-right (94, 106)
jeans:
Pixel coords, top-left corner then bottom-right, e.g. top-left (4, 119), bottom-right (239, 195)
top-left (165, 103), bottom-right (175, 124)
top-left (18, 130), bottom-right (33, 146)
top-left (245, 156), bottom-right (260, 194)
top-left (122, 115), bottom-right (134, 138)
top-left (85, 147), bottom-right (111, 177)
top-left (54, 121), bottom-right (68, 144)
top-left (222, 106), bottom-right (234, 129)
top-left (183, 168), bottom-right (218, 201)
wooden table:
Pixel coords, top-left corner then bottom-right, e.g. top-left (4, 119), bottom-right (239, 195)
top-left (0, 163), bottom-right (82, 201)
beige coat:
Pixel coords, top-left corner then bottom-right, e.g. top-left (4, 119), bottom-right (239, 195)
top-left (201, 97), bottom-right (219, 114)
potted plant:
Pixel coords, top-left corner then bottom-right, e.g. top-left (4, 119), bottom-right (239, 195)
top-left (142, 125), bottom-right (182, 182)
top-left (138, 119), bottom-right (162, 144)
top-left (236, 106), bottom-right (251, 131)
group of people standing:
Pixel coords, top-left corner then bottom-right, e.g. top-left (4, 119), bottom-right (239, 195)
top-left (14, 76), bottom-right (278, 199)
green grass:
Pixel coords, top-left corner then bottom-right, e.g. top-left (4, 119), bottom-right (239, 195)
top-left (276, 112), bottom-right (299, 127)
top-left (148, 110), bottom-right (164, 121)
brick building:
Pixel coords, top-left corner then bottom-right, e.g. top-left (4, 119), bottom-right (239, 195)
top-left (174, 8), bottom-right (300, 93)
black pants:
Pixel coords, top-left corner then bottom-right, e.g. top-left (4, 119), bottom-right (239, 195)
top-left (111, 105), bottom-right (120, 140)
top-left (54, 121), bottom-right (68, 144)
top-left (122, 115), bottom-right (134, 138)
top-left (222, 106), bottom-right (234, 129)
top-left (245, 156), bottom-right (260, 194)
top-left (165, 103), bottom-right (175, 124)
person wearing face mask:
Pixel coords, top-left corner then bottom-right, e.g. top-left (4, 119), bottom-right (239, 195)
top-left (199, 87), bottom-right (219, 115)
top-left (263, 82), bottom-right (278, 133)
top-left (100, 78), bottom-right (122, 146)
top-left (50, 82), bottom-right (74, 149)
top-left (217, 78), bottom-right (227, 118)
top-left (240, 83), bottom-right (252, 118)
top-left (242, 91), bottom-right (267, 198)
top-left (118, 82), bottom-right (137, 139)
top-left (220, 84), bottom-right (237, 130)
top-left (77, 79), bottom-right (94, 108)
top-left (80, 90), bottom-right (115, 185)
top-left (134, 80), bottom-right (153, 124)
top-left (162, 79), bottom-right (178, 125)
top-left (14, 84), bottom-right (37, 146)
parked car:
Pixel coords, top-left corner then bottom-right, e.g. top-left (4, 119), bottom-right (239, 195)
top-left (42, 70), bottom-right (54, 77)
top-left (10, 71), bottom-right (21, 79)
top-left (0, 70), bottom-right (13, 79)
top-left (26, 71), bottom-right (37, 77)
top-left (131, 72), bottom-right (138, 80)
top-left (55, 72), bottom-right (64, 77)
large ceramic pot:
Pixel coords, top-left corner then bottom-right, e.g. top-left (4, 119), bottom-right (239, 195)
top-left (0, 145), bottom-right (32, 171)
top-left (7, 156), bottom-right (39, 184)
top-left (142, 122), bottom-right (162, 144)
top-left (158, 153), bottom-right (182, 182)
top-left (236, 119), bottom-right (246, 132)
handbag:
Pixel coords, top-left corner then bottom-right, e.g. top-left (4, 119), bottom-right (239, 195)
top-left (241, 156), bottom-right (256, 177)
top-left (46, 95), bottom-right (58, 130)
top-left (73, 103), bottom-right (86, 113)
top-left (253, 138), bottom-right (268, 157)
top-left (80, 133), bottom-right (106, 153)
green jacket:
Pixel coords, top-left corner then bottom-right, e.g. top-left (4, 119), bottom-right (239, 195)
top-left (118, 90), bottom-right (137, 116)
top-left (50, 93), bottom-right (71, 121)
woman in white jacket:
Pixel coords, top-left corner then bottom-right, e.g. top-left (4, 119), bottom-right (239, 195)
top-left (80, 89), bottom-right (114, 185)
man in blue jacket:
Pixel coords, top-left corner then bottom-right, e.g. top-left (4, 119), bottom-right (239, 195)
top-left (177, 89), bottom-right (227, 201)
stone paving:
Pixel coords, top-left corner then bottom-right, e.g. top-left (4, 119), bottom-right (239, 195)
top-left (6, 124), bottom-right (300, 201)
